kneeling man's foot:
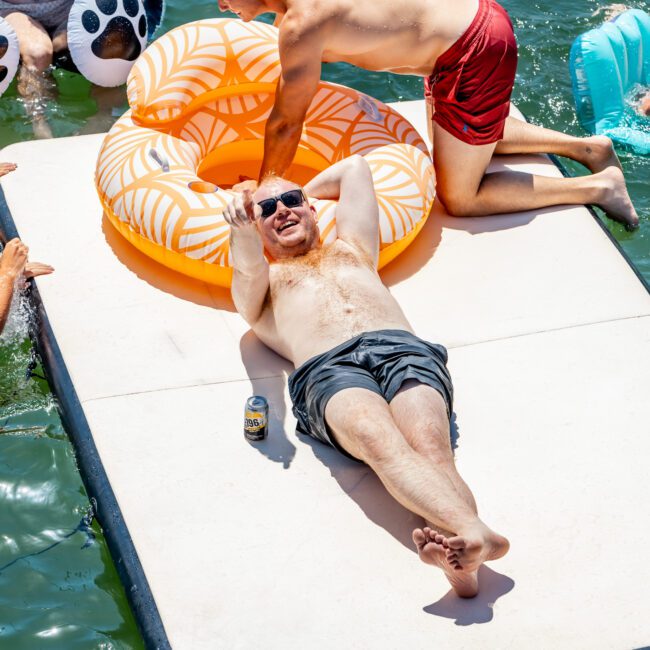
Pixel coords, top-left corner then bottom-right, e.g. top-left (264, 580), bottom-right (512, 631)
top-left (443, 525), bottom-right (510, 574)
top-left (595, 167), bottom-right (639, 230)
top-left (412, 527), bottom-right (478, 598)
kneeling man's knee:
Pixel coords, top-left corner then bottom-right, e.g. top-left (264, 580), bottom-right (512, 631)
top-left (437, 186), bottom-right (477, 218)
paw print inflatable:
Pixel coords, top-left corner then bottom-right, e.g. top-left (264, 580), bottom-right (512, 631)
top-left (0, 17), bottom-right (19, 97)
top-left (67, 0), bottom-right (149, 86)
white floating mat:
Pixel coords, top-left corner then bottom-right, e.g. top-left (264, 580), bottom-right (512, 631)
top-left (1, 101), bottom-right (649, 649)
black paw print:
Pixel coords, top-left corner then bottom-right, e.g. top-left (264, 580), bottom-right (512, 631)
top-left (0, 35), bottom-right (9, 84)
top-left (82, 0), bottom-right (147, 62)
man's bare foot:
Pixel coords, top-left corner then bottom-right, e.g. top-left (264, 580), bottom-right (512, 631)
top-left (594, 166), bottom-right (640, 230)
top-left (440, 525), bottom-right (510, 574)
top-left (581, 135), bottom-right (622, 174)
top-left (413, 527), bottom-right (478, 598)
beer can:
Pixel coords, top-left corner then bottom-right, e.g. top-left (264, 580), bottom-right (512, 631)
top-left (244, 395), bottom-right (268, 442)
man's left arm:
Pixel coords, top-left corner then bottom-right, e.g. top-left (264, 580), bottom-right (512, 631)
top-left (304, 156), bottom-right (379, 265)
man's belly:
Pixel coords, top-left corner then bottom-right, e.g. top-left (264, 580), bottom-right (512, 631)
top-left (256, 287), bottom-right (414, 367)
top-left (290, 319), bottom-right (414, 368)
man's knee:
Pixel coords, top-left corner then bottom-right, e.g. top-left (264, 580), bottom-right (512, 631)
top-left (22, 41), bottom-right (54, 72)
top-left (344, 417), bottom-right (402, 465)
top-left (437, 185), bottom-right (478, 218)
top-left (410, 430), bottom-right (453, 465)
top-left (52, 30), bottom-right (68, 53)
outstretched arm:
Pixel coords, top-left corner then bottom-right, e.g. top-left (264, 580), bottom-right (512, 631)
top-left (0, 239), bottom-right (54, 333)
top-left (259, 17), bottom-right (323, 178)
top-left (224, 190), bottom-right (270, 325)
top-left (0, 162), bottom-right (17, 178)
top-left (304, 155), bottom-right (379, 265)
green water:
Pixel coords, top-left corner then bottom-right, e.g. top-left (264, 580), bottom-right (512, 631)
top-left (0, 1), bottom-right (648, 647)
top-left (0, 293), bottom-right (144, 648)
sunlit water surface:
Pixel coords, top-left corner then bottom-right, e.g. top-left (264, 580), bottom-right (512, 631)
top-left (0, 0), bottom-right (648, 647)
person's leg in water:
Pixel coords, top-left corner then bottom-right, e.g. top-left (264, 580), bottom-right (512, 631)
top-left (431, 121), bottom-right (638, 229)
top-left (51, 22), bottom-right (69, 61)
top-left (325, 384), bottom-right (509, 598)
top-left (2, 12), bottom-right (55, 139)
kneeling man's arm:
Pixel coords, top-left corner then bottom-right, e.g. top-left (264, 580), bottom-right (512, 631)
top-left (304, 156), bottom-right (379, 266)
top-left (224, 190), bottom-right (270, 325)
top-left (260, 17), bottom-right (323, 178)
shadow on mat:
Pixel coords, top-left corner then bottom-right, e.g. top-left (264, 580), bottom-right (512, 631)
top-left (380, 200), bottom-right (444, 287)
top-left (101, 214), bottom-right (235, 311)
top-left (424, 565), bottom-right (515, 625)
top-left (240, 330), bottom-right (296, 469)
top-left (298, 412), bottom-right (461, 551)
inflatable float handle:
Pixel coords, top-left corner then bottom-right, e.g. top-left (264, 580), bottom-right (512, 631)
top-left (148, 148), bottom-right (170, 172)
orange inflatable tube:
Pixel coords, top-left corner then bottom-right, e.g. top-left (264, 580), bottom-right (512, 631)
top-left (96, 18), bottom-right (435, 287)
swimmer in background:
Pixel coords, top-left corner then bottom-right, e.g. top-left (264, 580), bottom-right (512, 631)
top-left (0, 238), bottom-right (53, 335)
top-left (637, 91), bottom-right (650, 116)
top-left (0, 0), bottom-right (74, 138)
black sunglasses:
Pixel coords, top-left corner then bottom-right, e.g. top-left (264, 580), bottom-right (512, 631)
top-left (257, 189), bottom-right (306, 219)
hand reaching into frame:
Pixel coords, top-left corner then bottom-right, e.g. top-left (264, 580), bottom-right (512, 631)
top-left (0, 162), bottom-right (17, 178)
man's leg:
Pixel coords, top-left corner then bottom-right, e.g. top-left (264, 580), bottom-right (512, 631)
top-left (496, 116), bottom-right (621, 173)
top-left (3, 12), bottom-right (54, 139)
top-left (433, 122), bottom-right (638, 227)
top-left (324, 386), bottom-right (508, 597)
top-left (388, 380), bottom-right (508, 597)
top-left (51, 23), bottom-right (69, 55)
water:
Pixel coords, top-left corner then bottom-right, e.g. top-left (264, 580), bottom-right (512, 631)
top-left (0, 1), bottom-right (648, 646)
top-left (0, 288), bottom-right (144, 648)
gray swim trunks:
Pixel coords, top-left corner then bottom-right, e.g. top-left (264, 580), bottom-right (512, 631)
top-left (0, 0), bottom-right (73, 33)
top-left (288, 329), bottom-right (454, 460)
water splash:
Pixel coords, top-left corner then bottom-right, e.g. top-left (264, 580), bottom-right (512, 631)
top-left (0, 287), bottom-right (55, 421)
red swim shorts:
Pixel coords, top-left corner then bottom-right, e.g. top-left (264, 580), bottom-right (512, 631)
top-left (424, 0), bottom-right (518, 146)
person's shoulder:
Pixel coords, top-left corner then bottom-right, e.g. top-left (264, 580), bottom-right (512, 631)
top-left (280, 2), bottom-right (329, 40)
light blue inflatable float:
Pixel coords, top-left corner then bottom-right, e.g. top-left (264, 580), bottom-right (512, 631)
top-left (569, 9), bottom-right (650, 154)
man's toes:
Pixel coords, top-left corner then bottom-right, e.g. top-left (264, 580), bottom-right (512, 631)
top-left (412, 528), bottom-right (427, 549)
top-left (434, 533), bottom-right (446, 544)
top-left (446, 535), bottom-right (466, 550)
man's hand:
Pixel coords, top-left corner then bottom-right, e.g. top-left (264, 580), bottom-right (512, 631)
top-left (224, 189), bottom-right (262, 230)
top-left (0, 162), bottom-right (17, 179)
top-left (24, 262), bottom-right (54, 279)
top-left (232, 176), bottom-right (258, 193)
top-left (0, 239), bottom-right (29, 279)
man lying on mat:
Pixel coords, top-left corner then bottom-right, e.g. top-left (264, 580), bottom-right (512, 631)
top-left (224, 156), bottom-right (509, 598)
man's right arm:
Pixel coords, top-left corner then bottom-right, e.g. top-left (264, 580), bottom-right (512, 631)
top-left (259, 16), bottom-right (323, 178)
top-left (224, 191), bottom-right (270, 325)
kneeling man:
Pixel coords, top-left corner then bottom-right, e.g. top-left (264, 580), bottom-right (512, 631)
top-left (225, 157), bottom-right (509, 597)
